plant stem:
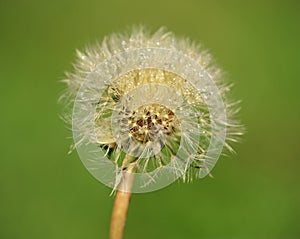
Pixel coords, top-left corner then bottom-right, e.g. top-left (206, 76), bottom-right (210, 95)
top-left (109, 167), bottom-right (134, 239)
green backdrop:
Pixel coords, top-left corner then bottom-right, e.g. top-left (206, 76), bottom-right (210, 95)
top-left (0, 0), bottom-right (299, 238)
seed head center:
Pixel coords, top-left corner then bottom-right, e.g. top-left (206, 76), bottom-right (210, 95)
top-left (128, 104), bottom-right (177, 143)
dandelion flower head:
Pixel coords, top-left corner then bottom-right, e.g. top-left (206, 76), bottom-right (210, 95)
top-left (62, 27), bottom-right (242, 193)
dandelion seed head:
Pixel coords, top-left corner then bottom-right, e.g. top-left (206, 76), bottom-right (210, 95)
top-left (62, 26), bottom-right (243, 193)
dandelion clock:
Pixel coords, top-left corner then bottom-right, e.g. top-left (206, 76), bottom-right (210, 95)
top-left (61, 27), bottom-right (243, 239)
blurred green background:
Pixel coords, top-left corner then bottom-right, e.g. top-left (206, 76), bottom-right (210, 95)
top-left (0, 0), bottom-right (299, 238)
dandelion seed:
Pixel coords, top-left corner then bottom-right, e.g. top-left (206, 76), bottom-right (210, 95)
top-left (61, 27), bottom-right (243, 194)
